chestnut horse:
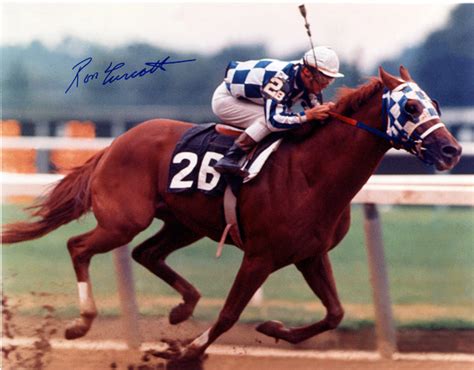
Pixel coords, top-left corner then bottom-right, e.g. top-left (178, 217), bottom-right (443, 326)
top-left (2, 67), bottom-right (461, 360)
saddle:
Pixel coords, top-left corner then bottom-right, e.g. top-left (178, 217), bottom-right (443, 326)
top-left (167, 123), bottom-right (282, 255)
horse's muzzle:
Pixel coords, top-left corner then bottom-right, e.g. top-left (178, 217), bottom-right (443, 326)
top-left (431, 141), bottom-right (462, 171)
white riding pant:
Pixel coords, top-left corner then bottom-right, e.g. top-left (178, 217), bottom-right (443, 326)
top-left (211, 82), bottom-right (273, 142)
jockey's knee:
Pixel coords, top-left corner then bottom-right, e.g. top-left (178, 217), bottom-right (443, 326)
top-left (245, 121), bottom-right (271, 142)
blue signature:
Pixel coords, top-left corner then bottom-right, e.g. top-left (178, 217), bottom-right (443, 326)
top-left (65, 56), bottom-right (197, 94)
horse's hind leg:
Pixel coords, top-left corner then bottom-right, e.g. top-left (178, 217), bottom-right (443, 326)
top-left (132, 222), bottom-right (203, 324)
top-left (65, 225), bottom-right (141, 339)
top-left (256, 254), bottom-right (344, 344)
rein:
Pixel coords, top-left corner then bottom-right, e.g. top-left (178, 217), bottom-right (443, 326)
top-left (328, 111), bottom-right (401, 146)
top-left (328, 110), bottom-right (428, 162)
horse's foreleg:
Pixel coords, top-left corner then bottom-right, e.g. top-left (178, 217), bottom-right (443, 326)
top-left (158, 255), bottom-right (272, 360)
top-left (256, 254), bottom-right (344, 344)
top-left (65, 226), bottom-right (136, 340)
top-left (132, 222), bottom-right (203, 324)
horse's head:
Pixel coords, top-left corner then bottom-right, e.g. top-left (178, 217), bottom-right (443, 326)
top-left (379, 66), bottom-right (462, 171)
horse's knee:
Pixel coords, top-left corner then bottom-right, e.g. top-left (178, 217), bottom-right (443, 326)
top-left (131, 244), bottom-right (147, 263)
top-left (326, 308), bottom-right (344, 329)
top-left (132, 244), bottom-right (164, 268)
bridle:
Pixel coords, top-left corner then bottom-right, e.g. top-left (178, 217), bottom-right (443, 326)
top-left (329, 81), bottom-right (445, 164)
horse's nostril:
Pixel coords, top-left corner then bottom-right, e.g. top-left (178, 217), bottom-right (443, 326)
top-left (442, 145), bottom-right (461, 158)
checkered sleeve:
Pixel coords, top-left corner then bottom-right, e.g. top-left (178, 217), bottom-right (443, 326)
top-left (265, 99), bottom-right (307, 129)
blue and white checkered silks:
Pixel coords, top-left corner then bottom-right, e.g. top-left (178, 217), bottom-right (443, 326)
top-left (224, 60), bottom-right (318, 130)
top-left (225, 59), bottom-right (295, 104)
top-left (382, 82), bottom-right (445, 154)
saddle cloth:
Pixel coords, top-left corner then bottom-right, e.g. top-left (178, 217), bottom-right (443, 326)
top-left (167, 123), bottom-right (281, 196)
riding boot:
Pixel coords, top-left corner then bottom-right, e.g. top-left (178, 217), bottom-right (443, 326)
top-left (214, 133), bottom-right (257, 177)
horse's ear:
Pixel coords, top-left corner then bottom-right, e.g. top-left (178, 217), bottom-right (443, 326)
top-left (379, 66), bottom-right (403, 90)
top-left (399, 65), bottom-right (413, 81)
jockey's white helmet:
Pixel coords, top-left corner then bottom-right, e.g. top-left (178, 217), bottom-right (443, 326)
top-left (302, 46), bottom-right (344, 78)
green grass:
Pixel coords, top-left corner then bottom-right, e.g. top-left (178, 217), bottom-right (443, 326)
top-left (2, 204), bottom-right (473, 327)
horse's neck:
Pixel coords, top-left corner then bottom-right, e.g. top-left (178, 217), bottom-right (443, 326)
top-left (297, 90), bottom-right (390, 212)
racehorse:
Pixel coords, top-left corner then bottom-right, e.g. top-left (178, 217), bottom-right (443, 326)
top-left (2, 67), bottom-right (461, 360)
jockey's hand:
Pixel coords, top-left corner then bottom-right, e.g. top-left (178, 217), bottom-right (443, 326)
top-left (305, 103), bottom-right (334, 121)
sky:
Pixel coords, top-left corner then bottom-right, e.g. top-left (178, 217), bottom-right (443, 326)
top-left (1, 1), bottom-right (457, 72)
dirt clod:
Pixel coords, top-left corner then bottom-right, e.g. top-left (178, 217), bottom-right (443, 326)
top-left (2, 293), bottom-right (57, 370)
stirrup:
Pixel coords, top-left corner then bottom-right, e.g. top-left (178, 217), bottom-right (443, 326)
top-left (214, 161), bottom-right (249, 178)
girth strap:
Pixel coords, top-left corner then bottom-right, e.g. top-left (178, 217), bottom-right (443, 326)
top-left (216, 185), bottom-right (244, 257)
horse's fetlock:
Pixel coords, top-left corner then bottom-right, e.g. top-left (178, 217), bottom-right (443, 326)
top-left (326, 308), bottom-right (344, 329)
top-left (286, 334), bottom-right (302, 345)
top-left (184, 290), bottom-right (201, 305)
top-left (81, 310), bottom-right (97, 319)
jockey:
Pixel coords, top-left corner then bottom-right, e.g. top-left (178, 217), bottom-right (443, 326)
top-left (212, 46), bottom-right (344, 177)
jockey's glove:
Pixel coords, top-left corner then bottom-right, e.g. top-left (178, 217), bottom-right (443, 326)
top-left (305, 103), bottom-right (334, 122)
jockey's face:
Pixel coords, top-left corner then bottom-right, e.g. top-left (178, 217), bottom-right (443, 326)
top-left (301, 66), bottom-right (334, 93)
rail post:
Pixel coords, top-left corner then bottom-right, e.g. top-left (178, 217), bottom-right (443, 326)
top-left (363, 203), bottom-right (397, 359)
top-left (112, 245), bottom-right (142, 349)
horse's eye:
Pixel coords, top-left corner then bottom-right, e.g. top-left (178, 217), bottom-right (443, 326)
top-left (405, 101), bottom-right (423, 116)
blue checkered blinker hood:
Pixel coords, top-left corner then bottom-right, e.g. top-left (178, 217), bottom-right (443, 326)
top-left (381, 82), bottom-right (444, 157)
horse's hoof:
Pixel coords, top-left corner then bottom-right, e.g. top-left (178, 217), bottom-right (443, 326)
top-left (169, 303), bottom-right (194, 325)
top-left (64, 319), bottom-right (89, 340)
top-left (150, 338), bottom-right (204, 363)
top-left (149, 339), bottom-right (183, 360)
top-left (180, 346), bottom-right (206, 361)
top-left (256, 320), bottom-right (287, 339)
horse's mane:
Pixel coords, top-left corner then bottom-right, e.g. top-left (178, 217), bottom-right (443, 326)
top-left (288, 77), bottom-right (384, 141)
top-left (334, 78), bottom-right (383, 116)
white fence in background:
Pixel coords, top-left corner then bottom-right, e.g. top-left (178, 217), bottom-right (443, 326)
top-left (2, 135), bottom-right (474, 153)
top-left (1, 137), bottom-right (473, 358)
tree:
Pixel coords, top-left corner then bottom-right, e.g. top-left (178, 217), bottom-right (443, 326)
top-left (379, 4), bottom-right (474, 106)
top-left (415, 4), bottom-right (474, 105)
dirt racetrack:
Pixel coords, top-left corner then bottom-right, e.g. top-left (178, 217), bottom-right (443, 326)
top-left (38, 348), bottom-right (474, 370)
top-left (2, 315), bottom-right (473, 370)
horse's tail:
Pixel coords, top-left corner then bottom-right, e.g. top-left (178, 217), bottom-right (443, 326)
top-left (2, 149), bottom-right (107, 244)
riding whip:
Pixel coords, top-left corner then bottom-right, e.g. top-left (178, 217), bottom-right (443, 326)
top-left (299, 4), bottom-right (318, 69)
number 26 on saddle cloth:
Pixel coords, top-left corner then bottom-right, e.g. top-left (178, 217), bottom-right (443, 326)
top-left (167, 123), bottom-right (282, 196)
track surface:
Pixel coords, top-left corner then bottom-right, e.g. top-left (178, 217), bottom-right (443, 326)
top-left (3, 337), bottom-right (474, 370)
top-left (3, 316), bottom-right (473, 370)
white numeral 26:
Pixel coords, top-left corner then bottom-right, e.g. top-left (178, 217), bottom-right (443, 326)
top-left (169, 151), bottom-right (224, 191)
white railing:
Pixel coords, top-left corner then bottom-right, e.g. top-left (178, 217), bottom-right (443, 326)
top-left (2, 135), bottom-right (474, 153)
top-left (3, 172), bottom-right (473, 205)
top-left (1, 137), bottom-right (473, 358)
top-left (1, 136), bottom-right (114, 150)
